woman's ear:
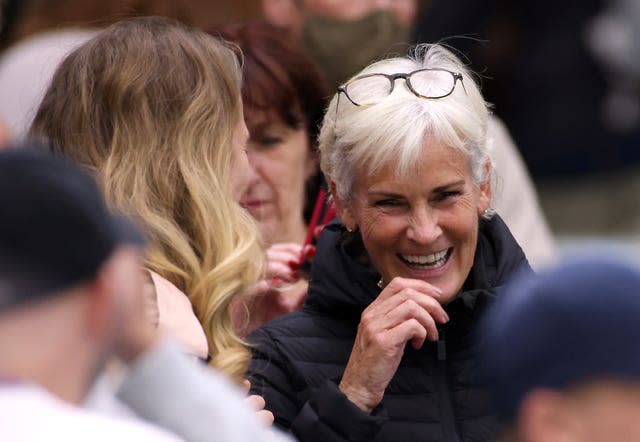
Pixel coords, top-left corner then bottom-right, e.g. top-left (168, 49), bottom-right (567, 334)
top-left (477, 159), bottom-right (493, 215)
top-left (329, 180), bottom-right (357, 230)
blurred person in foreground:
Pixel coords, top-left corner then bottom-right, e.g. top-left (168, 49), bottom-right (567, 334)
top-left (0, 146), bottom-right (178, 441)
top-left (29, 16), bottom-right (264, 382)
top-left (0, 144), bottom-right (292, 442)
top-left (481, 256), bottom-right (640, 441)
top-left (247, 43), bottom-right (531, 441)
top-left (212, 20), bottom-right (330, 336)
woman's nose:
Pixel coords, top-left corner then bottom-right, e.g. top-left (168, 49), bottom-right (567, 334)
top-left (406, 208), bottom-right (442, 244)
top-left (245, 151), bottom-right (261, 183)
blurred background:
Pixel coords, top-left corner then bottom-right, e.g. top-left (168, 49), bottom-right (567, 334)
top-left (412, 0), bottom-right (640, 264)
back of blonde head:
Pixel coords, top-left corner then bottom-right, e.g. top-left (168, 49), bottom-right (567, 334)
top-left (30, 16), bottom-right (264, 381)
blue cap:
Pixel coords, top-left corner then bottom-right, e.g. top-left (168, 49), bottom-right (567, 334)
top-left (480, 256), bottom-right (640, 421)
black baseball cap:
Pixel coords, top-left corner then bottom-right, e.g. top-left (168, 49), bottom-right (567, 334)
top-left (0, 141), bottom-right (145, 310)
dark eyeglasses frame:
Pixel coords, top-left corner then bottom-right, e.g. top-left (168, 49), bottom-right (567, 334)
top-left (337, 68), bottom-right (465, 107)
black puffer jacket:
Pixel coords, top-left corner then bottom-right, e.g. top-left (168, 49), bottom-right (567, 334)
top-left (248, 215), bottom-right (530, 442)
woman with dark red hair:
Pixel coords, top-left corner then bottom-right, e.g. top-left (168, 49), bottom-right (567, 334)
top-left (212, 20), bottom-right (330, 336)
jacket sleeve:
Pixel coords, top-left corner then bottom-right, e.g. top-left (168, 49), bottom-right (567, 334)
top-left (117, 339), bottom-right (293, 442)
top-left (248, 328), bottom-right (387, 442)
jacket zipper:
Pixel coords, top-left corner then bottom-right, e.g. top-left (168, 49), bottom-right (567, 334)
top-left (434, 328), bottom-right (461, 442)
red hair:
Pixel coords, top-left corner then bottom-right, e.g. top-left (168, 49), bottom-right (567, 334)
top-left (211, 20), bottom-right (330, 221)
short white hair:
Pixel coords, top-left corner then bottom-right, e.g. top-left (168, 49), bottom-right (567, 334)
top-left (319, 43), bottom-right (492, 204)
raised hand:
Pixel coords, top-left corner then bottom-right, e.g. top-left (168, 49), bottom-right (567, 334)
top-left (339, 277), bottom-right (449, 412)
top-left (230, 242), bottom-right (314, 336)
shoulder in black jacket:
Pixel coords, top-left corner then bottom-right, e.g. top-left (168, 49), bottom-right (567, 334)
top-left (248, 215), bottom-right (530, 442)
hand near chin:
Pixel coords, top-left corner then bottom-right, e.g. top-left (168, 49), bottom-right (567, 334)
top-left (339, 277), bottom-right (448, 413)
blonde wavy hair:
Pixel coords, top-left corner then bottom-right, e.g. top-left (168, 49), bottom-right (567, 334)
top-left (30, 16), bottom-right (265, 382)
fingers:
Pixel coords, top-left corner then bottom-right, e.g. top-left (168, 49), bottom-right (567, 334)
top-left (266, 243), bottom-right (315, 266)
top-left (365, 286), bottom-right (449, 326)
top-left (266, 243), bottom-right (303, 282)
top-left (375, 297), bottom-right (439, 343)
top-left (255, 409), bottom-right (275, 426)
top-left (245, 394), bottom-right (275, 425)
top-left (337, 279), bottom-right (448, 413)
top-left (357, 279), bottom-right (450, 350)
top-left (267, 264), bottom-right (297, 284)
top-left (244, 394), bottom-right (265, 411)
top-left (266, 242), bottom-right (316, 284)
top-left (387, 318), bottom-right (429, 350)
top-left (301, 244), bottom-right (316, 259)
top-left (377, 277), bottom-right (443, 302)
top-left (339, 316), bottom-right (430, 411)
top-left (266, 242), bottom-right (303, 261)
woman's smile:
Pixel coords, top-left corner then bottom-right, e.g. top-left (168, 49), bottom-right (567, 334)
top-left (398, 247), bottom-right (452, 269)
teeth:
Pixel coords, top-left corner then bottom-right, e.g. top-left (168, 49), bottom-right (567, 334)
top-left (401, 249), bottom-right (449, 268)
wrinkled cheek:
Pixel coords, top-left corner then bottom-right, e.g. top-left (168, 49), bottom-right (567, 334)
top-left (357, 210), bottom-right (380, 241)
top-left (460, 231), bottom-right (479, 277)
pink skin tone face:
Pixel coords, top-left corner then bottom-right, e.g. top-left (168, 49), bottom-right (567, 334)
top-left (337, 141), bottom-right (491, 303)
top-left (240, 113), bottom-right (316, 245)
top-left (519, 381), bottom-right (640, 442)
top-left (566, 381), bottom-right (640, 442)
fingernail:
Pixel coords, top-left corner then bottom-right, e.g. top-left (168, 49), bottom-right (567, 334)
top-left (270, 277), bottom-right (283, 288)
top-left (305, 246), bottom-right (316, 258)
top-left (288, 260), bottom-right (300, 271)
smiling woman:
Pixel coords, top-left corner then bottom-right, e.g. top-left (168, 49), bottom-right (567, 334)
top-left (348, 142), bottom-right (491, 301)
top-left (247, 43), bottom-right (532, 442)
